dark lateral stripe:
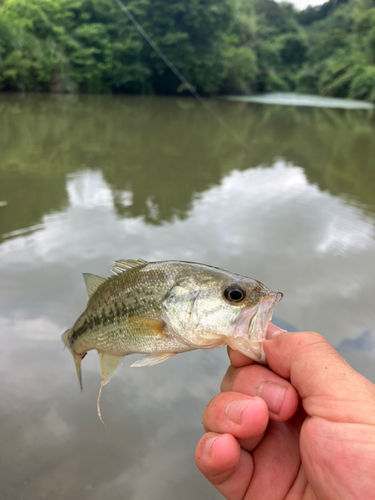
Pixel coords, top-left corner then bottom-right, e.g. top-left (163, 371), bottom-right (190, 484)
top-left (70, 320), bottom-right (90, 343)
top-left (71, 296), bottom-right (157, 345)
top-left (71, 301), bottom-right (131, 344)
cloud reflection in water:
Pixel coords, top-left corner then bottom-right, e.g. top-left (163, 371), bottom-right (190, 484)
top-left (0, 160), bottom-right (374, 500)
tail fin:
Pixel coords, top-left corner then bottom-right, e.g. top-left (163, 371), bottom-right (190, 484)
top-left (62, 329), bottom-right (70, 350)
top-left (61, 329), bottom-right (84, 391)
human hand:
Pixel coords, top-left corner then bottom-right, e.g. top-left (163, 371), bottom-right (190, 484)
top-left (195, 325), bottom-right (375, 499)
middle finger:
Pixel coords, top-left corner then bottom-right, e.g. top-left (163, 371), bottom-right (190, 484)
top-left (221, 364), bottom-right (299, 422)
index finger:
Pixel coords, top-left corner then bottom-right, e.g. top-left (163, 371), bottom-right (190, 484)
top-left (228, 323), bottom-right (286, 368)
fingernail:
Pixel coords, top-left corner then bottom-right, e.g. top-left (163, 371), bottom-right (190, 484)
top-left (225, 399), bottom-right (252, 424)
top-left (256, 382), bottom-right (286, 414)
top-left (204, 436), bottom-right (219, 457)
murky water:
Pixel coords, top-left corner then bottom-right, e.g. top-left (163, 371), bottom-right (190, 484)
top-left (1, 93), bottom-right (374, 500)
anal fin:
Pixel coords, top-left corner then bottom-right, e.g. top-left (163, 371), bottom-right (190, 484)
top-left (131, 352), bottom-right (176, 367)
top-left (97, 353), bottom-right (124, 426)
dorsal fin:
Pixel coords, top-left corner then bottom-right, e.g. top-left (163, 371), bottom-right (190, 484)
top-left (110, 258), bottom-right (148, 277)
top-left (83, 273), bottom-right (107, 300)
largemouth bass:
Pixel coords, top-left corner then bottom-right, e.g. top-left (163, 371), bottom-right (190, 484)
top-left (62, 259), bottom-right (282, 424)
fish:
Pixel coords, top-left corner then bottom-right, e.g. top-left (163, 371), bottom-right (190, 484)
top-left (62, 259), bottom-right (283, 424)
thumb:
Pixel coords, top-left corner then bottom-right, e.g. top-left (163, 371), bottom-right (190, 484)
top-left (263, 331), bottom-right (375, 424)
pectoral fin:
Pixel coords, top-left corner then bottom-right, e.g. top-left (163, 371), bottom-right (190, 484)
top-left (127, 317), bottom-right (168, 338)
top-left (130, 352), bottom-right (176, 367)
top-left (97, 354), bottom-right (124, 426)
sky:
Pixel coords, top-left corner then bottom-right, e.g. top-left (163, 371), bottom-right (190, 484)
top-left (279, 0), bottom-right (325, 10)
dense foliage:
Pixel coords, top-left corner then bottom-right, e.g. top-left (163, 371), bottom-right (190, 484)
top-left (0, 0), bottom-right (374, 101)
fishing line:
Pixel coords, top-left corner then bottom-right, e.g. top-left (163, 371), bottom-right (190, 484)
top-left (113, 0), bottom-right (250, 150)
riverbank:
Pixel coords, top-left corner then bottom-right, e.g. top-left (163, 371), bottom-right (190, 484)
top-left (1, 0), bottom-right (375, 103)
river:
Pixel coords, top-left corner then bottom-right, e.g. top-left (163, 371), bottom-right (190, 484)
top-left (0, 93), bottom-right (374, 500)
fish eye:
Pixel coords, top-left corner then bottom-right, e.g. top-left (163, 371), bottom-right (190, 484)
top-left (224, 285), bottom-right (245, 303)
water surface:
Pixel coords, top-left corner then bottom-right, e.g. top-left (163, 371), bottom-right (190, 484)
top-left (0, 93), bottom-right (375, 500)
top-left (226, 92), bottom-right (375, 109)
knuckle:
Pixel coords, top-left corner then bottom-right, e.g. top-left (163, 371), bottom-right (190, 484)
top-left (220, 366), bottom-right (236, 392)
top-left (229, 364), bottom-right (260, 393)
top-left (229, 366), bottom-right (248, 392)
top-left (294, 330), bottom-right (327, 348)
top-left (202, 394), bottom-right (224, 430)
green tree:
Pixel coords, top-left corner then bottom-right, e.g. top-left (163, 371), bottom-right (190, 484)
top-left (0, 0), bottom-right (375, 102)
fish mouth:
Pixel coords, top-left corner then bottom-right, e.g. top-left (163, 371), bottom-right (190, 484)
top-left (248, 291), bottom-right (283, 343)
top-left (232, 291), bottom-right (283, 363)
